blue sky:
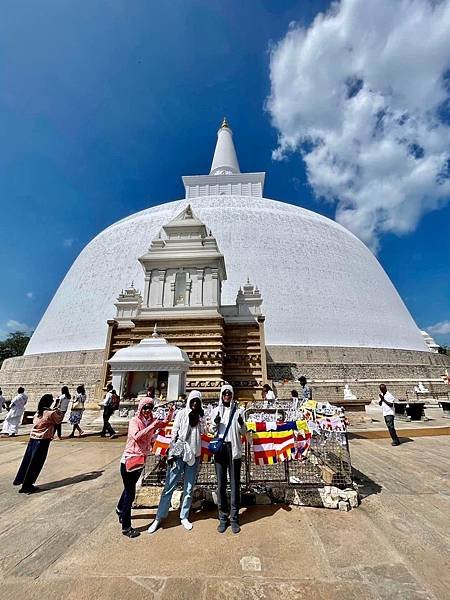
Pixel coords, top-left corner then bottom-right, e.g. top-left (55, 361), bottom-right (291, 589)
top-left (0, 0), bottom-right (449, 345)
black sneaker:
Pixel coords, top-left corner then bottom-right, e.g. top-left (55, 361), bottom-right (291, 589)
top-left (231, 521), bottom-right (241, 534)
top-left (217, 521), bottom-right (229, 534)
top-left (122, 527), bottom-right (140, 538)
top-left (19, 485), bottom-right (40, 494)
top-left (392, 441), bottom-right (400, 446)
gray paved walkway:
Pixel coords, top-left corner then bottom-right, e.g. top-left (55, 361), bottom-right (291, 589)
top-left (0, 434), bottom-right (449, 599)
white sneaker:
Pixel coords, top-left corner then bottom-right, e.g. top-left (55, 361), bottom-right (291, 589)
top-left (181, 518), bottom-right (193, 531)
top-left (147, 519), bottom-right (160, 534)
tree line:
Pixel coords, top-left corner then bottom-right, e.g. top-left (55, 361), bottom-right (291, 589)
top-left (0, 331), bottom-right (31, 367)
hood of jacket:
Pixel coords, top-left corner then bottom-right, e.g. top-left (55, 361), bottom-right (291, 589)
top-left (218, 384), bottom-right (234, 406)
top-left (137, 396), bottom-right (154, 422)
top-left (186, 390), bottom-right (202, 408)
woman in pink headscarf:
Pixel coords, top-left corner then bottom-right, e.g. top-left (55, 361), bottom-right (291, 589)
top-left (116, 397), bottom-right (173, 538)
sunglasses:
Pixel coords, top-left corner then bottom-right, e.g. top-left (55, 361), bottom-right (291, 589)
top-left (142, 405), bottom-right (153, 411)
top-left (223, 391), bottom-right (232, 395)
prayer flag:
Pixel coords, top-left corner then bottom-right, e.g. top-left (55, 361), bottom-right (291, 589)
top-left (151, 423), bottom-right (173, 456)
top-left (200, 433), bottom-right (214, 462)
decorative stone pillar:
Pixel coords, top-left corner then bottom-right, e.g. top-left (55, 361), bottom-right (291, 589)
top-left (211, 268), bottom-right (219, 305)
top-left (191, 268), bottom-right (204, 306)
top-left (258, 315), bottom-right (268, 385)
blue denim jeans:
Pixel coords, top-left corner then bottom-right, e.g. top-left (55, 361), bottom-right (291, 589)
top-left (156, 457), bottom-right (200, 521)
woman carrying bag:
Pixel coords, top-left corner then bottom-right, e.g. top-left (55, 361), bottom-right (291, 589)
top-left (68, 385), bottom-right (86, 437)
top-left (211, 384), bottom-right (246, 534)
top-left (148, 390), bottom-right (204, 534)
top-left (117, 397), bottom-right (173, 538)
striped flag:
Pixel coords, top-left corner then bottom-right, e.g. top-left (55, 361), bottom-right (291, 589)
top-left (200, 433), bottom-right (214, 462)
top-left (251, 425), bottom-right (296, 465)
top-left (293, 431), bottom-right (312, 460)
top-left (151, 423), bottom-right (173, 456)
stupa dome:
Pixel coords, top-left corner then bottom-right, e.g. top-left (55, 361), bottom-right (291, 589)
top-left (25, 121), bottom-right (427, 356)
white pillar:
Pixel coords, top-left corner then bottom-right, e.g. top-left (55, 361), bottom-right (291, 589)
top-left (112, 372), bottom-right (124, 397)
top-left (192, 268), bottom-right (204, 306)
top-left (167, 372), bottom-right (181, 401)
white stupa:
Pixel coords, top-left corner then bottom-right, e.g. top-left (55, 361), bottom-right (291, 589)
top-left (25, 119), bottom-right (427, 356)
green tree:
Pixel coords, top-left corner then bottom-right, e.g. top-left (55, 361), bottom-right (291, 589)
top-left (0, 331), bottom-right (31, 367)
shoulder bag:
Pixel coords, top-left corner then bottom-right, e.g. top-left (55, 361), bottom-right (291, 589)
top-left (125, 455), bottom-right (145, 472)
top-left (208, 403), bottom-right (237, 454)
top-left (72, 395), bottom-right (84, 410)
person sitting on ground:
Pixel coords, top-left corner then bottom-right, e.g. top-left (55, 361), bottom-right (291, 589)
top-left (1, 386), bottom-right (28, 437)
top-left (13, 394), bottom-right (64, 494)
top-left (117, 398), bottom-right (174, 538)
top-left (378, 384), bottom-right (401, 447)
top-left (298, 376), bottom-right (312, 401)
top-left (100, 383), bottom-right (118, 438)
top-left (148, 390), bottom-right (204, 534)
top-left (53, 386), bottom-right (71, 439)
top-left (68, 385), bottom-right (86, 438)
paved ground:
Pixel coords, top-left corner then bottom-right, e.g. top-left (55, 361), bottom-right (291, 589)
top-left (1, 432), bottom-right (449, 599)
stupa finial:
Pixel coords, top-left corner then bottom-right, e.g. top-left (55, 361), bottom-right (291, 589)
top-left (152, 323), bottom-right (159, 338)
top-left (210, 117), bottom-right (240, 175)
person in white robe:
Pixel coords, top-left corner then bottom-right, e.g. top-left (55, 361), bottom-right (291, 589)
top-left (1, 387), bottom-right (28, 436)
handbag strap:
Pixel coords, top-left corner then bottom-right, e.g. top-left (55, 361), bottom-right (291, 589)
top-left (219, 402), bottom-right (237, 440)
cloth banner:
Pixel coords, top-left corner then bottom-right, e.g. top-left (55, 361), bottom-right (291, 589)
top-left (200, 433), bottom-right (214, 462)
top-left (151, 423), bottom-right (173, 456)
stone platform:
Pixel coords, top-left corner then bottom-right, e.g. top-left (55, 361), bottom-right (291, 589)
top-left (1, 430), bottom-right (450, 599)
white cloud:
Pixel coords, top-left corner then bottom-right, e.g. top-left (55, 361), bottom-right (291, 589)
top-left (5, 319), bottom-right (33, 333)
top-left (267, 0), bottom-right (450, 251)
top-left (428, 320), bottom-right (450, 335)
top-left (26, 291), bottom-right (34, 299)
top-left (63, 238), bottom-right (74, 248)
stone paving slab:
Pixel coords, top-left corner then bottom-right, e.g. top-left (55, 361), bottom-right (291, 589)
top-left (0, 436), bottom-right (449, 599)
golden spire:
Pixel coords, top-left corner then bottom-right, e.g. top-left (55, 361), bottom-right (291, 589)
top-left (221, 116), bottom-right (230, 129)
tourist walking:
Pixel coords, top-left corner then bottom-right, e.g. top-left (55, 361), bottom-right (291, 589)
top-left (117, 397), bottom-right (173, 538)
top-left (148, 390), bottom-right (204, 534)
top-left (101, 383), bottom-right (118, 438)
top-left (262, 384), bottom-right (276, 406)
top-left (13, 394), bottom-right (63, 494)
top-left (53, 386), bottom-right (71, 439)
top-left (1, 387), bottom-right (28, 436)
top-left (379, 384), bottom-right (401, 446)
top-left (291, 389), bottom-right (300, 410)
top-left (68, 385), bottom-right (86, 437)
top-left (212, 384), bottom-right (247, 534)
top-left (298, 376), bottom-right (312, 401)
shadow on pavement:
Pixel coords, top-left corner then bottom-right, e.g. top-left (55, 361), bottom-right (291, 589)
top-left (131, 504), bottom-right (291, 533)
top-left (351, 466), bottom-right (382, 499)
top-left (38, 470), bottom-right (104, 491)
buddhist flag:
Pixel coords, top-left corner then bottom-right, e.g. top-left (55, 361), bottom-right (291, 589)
top-left (251, 425), bottom-right (296, 465)
top-left (151, 423), bottom-right (173, 456)
top-left (200, 433), bottom-right (214, 463)
top-left (293, 431), bottom-right (312, 460)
